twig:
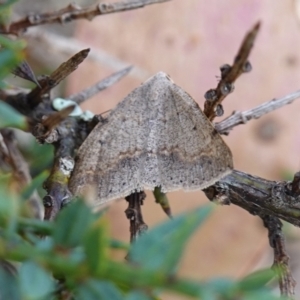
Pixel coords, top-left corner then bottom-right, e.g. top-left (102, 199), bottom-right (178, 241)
top-left (69, 66), bottom-right (132, 104)
top-left (203, 22), bottom-right (260, 121)
top-left (4, 0), bottom-right (171, 35)
top-left (125, 192), bottom-right (148, 243)
top-left (215, 90), bottom-right (300, 134)
top-left (26, 49), bottom-right (90, 109)
top-left (203, 170), bottom-right (300, 228)
top-left (262, 215), bottom-right (296, 298)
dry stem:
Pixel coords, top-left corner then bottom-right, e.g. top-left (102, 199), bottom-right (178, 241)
top-left (69, 66), bottom-right (132, 104)
top-left (262, 215), bottom-right (296, 298)
top-left (3, 0), bottom-right (171, 35)
top-left (27, 49), bottom-right (90, 108)
top-left (215, 90), bottom-right (300, 134)
top-left (203, 22), bottom-right (260, 121)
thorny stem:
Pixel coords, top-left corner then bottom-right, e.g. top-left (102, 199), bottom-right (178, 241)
top-left (2, 0), bottom-right (171, 35)
top-left (69, 66), bottom-right (133, 104)
top-left (203, 22), bottom-right (260, 121)
top-left (215, 90), bottom-right (300, 135)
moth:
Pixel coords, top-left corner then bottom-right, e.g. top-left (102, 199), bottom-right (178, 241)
top-left (69, 72), bottom-right (233, 204)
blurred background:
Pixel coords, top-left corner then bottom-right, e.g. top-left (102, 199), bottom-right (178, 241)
top-left (11, 0), bottom-right (300, 298)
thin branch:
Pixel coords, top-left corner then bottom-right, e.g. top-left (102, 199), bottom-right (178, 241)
top-left (26, 49), bottom-right (90, 109)
top-left (4, 0), bottom-right (171, 35)
top-left (203, 170), bottom-right (300, 228)
top-left (203, 22), bottom-right (260, 121)
top-left (215, 90), bottom-right (300, 134)
top-left (262, 215), bottom-right (296, 298)
top-left (69, 66), bottom-right (133, 104)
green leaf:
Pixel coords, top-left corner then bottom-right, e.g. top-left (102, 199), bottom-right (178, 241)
top-left (0, 180), bottom-right (19, 233)
top-left (0, 0), bottom-right (18, 12)
top-left (0, 36), bottom-right (24, 86)
top-left (238, 268), bottom-right (275, 291)
top-left (128, 205), bottom-right (212, 274)
top-left (110, 239), bottom-right (130, 251)
top-left (53, 199), bottom-right (96, 248)
top-left (241, 290), bottom-right (283, 300)
top-left (83, 217), bottom-right (109, 275)
top-left (0, 49), bottom-right (21, 81)
top-left (21, 140), bottom-right (53, 176)
top-left (0, 174), bottom-right (19, 219)
top-left (0, 49), bottom-right (16, 80)
top-left (104, 260), bottom-right (204, 298)
top-left (21, 170), bottom-right (49, 200)
top-left (19, 261), bottom-right (54, 300)
top-left (18, 217), bottom-right (53, 236)
top-left (76, 280), bottom-right (123, 300)
top-left (0, 101), bottom-right (27, 129)
top-left (207, 278), bottom-right (236, 296)
top-left (0, 266), bottom-right (20, 300)
top-left (126, 291), bottom-right (153, 300)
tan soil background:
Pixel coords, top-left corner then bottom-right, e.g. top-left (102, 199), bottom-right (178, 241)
top-left (17, 0), bottom-right (300, 298)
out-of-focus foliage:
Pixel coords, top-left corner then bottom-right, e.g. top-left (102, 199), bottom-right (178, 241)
top-left (0, 35), bottom-right (25, 86)
top-left (0, 0), bottom-right (18, 27)
top-left (0, 101), bottom-right (28, 129)
top-left (0, 181), bottom-right (284, 299)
